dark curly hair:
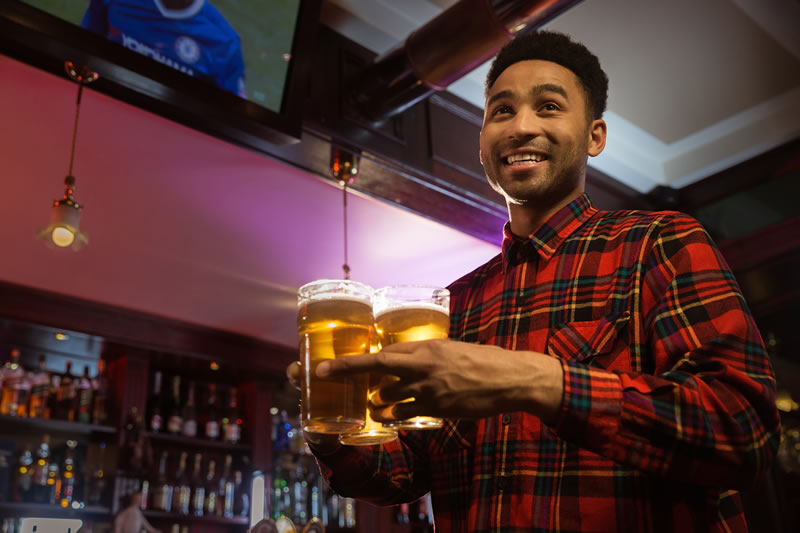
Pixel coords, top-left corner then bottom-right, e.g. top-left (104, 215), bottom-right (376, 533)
top-left (485, 31), bottom-right (608, 121)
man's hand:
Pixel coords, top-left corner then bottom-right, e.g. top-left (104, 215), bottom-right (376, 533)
top-left (315, 339), bottom-right (565, 425)
top-left (285, 361), bottom-right (341, 451)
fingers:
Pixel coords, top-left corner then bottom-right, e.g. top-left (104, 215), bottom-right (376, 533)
top-left (370, 401), bottom-right (422, 423)
top-left (286, 361), bottom-right (302, 389)
top-left (370, 378), bottom-right (414, 407)
top-left (317, 351), bottom-right (420, 379)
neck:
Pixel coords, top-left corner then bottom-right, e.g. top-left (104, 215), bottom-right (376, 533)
top-left (507, 190), bottom-right (584, 238)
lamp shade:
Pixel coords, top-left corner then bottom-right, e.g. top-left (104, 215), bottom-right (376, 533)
top-left (37, 199), bottom-right (88, 250)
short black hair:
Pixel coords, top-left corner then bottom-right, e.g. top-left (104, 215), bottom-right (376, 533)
top-left (485, 31), bottom-right (608, 120)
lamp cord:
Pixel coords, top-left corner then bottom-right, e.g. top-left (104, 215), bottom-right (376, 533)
top-left (67, 80), bottom-right (85, 179)
top-left (342, 182), bottom-right (350, 280)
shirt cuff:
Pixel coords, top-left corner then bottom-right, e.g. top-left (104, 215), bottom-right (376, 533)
top-left (552, 358), bottom-right (623, 454)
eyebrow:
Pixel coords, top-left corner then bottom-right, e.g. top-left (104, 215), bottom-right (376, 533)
top-left (486, 84), bottom-right (569, 109)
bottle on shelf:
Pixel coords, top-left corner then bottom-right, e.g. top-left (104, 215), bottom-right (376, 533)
top-left (148, 371), bottom-right (163, 433)
top-left (172, 451), bottom-right (191, 515)
top-left (1, 348), bottom-right (30, 417)
top-left (181, 381), bottom-right (198, 438)
top-left (59, 440), bottom-right (78, 508)
top-left (57, 361), bottom-right (76, 421)
top-left (395, 502), bottom-right (411, 524)
top-left (30, 434), bottom-right (51, 504)
top-left (204, 383), bottom-right (220, 440)
top-left (87, 442), bottom-right (107, 506)
top-left (13, 443), bottom-right (34, 502)
top-left (222, 386), bottom-right (242, 445)
top-left (76, 365), bottom-right (93, 423)
top-left (27, 355), bottom-right (50, 419)
top-left (91, 359), bottom-right (109, 425)
top-left (122, 407), bottom-right (150, 473)
top-left (167, 375), bottom-right (183, 435)
top-left (190, 453), bottom-right (205, 516)
top-left (217, 454), bottom-right (233, 517)
top-left (233, 469), bottom-right (250, 518)
top-left (150, 450), bottom-right (172, 512)
top-left (46, 460), bottom-right (60, 505)
top-left (46, 371), bottom-right (61, 421)
top-left (203, 458), bottom-right (217, 515)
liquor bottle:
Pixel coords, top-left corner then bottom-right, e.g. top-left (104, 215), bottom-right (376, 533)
top-left (204, 383), bottom-right (220, 440)
top-left (181, 382), bottom-right (197, 438)
top-left (395, 502), bottom-right (411, 524)
top-left (76, 365), bottom-right (93, 423)
top-left (91, 359), bottom-right (109, 425)
top-left (150, 450), bottom-right (172, 512)
top-left (217, 454), bottom-right (233, 517)
top-left (57, 361), bottom-right (76, 421)
top-left (46, 371), bottom-right (61, 420)
top-left (203, 458), bottom-right (217, 515)
top-left (167, 376), bottom-right (183, 435)
top-left (46, 461), bottom-right (60, 504)
top-left (59, 441), bottom-right (78, 508)
top-left (87, 442), bottom-right (107, 506)
top-left (222, 387), bottom-right (242, 444)
top-left (233, 470), bottom-right (250, 517)
top-left (172, 451), bottom-right (191, 515)
top-left (14, 444), bottom-right (33, 502)
top-left (27, 355), bottom-right (50, 419)
top-left (190, 453), bottom-right (205, 516)
top-left (30, 434), bottom-right (51, 504)
top-left (148, 371), bottom-right (164, 433)
top-left (0, 348), bottom-right (29, 417)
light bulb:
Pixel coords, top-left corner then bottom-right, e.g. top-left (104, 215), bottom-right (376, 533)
top-left (51, 227), bottom-right (75, 247)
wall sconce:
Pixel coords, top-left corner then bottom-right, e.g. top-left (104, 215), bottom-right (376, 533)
top-left (37, 62), bottom-right (98, 250)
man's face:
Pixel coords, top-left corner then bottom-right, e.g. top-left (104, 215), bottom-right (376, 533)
top-left (479, 60), bottom-right (601, 208)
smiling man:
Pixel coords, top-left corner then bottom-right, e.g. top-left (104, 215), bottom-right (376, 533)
top-left (289, 31), bottom-right (781, 532)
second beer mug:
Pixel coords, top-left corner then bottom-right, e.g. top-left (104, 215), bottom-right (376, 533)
top-left (297, 279), bottom-right (373, 434)
top-left (373, 285), bottom-right (450, 430)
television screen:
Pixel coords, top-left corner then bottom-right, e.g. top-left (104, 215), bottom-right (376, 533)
top-left (0, 0), bottom-right (318, 145)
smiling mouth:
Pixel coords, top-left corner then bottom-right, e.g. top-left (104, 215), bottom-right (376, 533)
top-left (504, 152), bottom-right (549, 166)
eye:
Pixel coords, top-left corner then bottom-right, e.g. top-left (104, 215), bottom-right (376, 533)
top-left (491, 104), bottom-right (513, 117)
top-left (540, 102), bottom-right (560, 112)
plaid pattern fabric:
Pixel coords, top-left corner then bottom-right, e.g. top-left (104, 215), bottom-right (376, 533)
top-left (310, 194), bottom-right (781, 532)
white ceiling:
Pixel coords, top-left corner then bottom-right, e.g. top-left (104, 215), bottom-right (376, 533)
top-left (324, 0), bottom-right (800, 192)
top-left (2, 0), bottom-right (799, 352)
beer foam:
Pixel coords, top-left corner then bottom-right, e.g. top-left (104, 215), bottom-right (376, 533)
top-left (374, 301), bottom-right (449, 319)
top-left (298, 293), bottom-right (372, 307)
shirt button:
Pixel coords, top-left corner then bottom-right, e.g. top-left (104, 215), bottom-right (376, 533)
top-left (502, 414), bottom-right (511, 425)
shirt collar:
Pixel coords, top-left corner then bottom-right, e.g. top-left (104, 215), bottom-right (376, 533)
top-left (501, 194), bottom-right (597, 269)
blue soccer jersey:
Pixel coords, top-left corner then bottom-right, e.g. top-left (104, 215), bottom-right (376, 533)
top-left (82, 0), bottom-right (246, 98)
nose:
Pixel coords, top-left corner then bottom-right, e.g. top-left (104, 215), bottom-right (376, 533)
top-left (507, 107), bottom-right (542, 140)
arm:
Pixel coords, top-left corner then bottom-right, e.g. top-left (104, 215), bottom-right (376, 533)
top-left (552, 213), bottom-right (780, 489)
top-left (81, 0), bottom-right (108, 35)
top-left (306, 428), bottom-right (432, 506)
top-left (285, 362), bottom-right (431, 505)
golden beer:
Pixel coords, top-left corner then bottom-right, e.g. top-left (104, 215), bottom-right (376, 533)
top-left (298, 280), bottom-right (373, 434)
top-left (374, 286), bottom-right (450, 430)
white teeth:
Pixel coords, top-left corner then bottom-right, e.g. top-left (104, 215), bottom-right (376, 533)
top-left (505, 153), bottom-right (546, 164)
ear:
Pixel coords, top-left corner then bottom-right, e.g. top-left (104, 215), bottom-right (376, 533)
top-left (587, 119), bottom-right (607, 157)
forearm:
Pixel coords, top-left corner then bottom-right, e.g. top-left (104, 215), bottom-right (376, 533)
top-left (553, 351), bottom-right (780, 489)
top-left (307, 432), bottom-right (431, 506)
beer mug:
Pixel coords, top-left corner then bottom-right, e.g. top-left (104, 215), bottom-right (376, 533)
top-left (297, 279), bottom-right (373, 434)
top-left (338, 337), bottom-right (399, 446)
top-left (373, 285), bottom-right (450, 430)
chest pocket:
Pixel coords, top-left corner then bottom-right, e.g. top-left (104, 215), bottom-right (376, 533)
top-left (546, 311), bottom-right (631, 371)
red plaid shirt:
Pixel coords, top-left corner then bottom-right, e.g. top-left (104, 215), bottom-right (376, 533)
top-left (310, 194), bottom-right (780, 532)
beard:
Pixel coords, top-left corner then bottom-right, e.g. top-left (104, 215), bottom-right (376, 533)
top-left (483, 136), bottom-right (588, 208)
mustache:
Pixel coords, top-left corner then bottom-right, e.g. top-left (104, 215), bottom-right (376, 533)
top-left (495, 139), bottom-right (553, 156)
